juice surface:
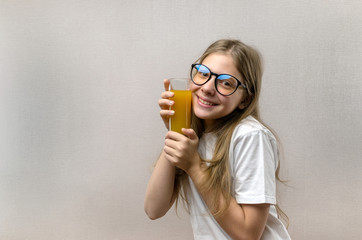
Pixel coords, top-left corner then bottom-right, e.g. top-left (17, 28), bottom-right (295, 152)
top-left (170, 90), bottom-right (191, 134)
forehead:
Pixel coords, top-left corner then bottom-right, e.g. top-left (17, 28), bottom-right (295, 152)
top-left (201, 53), bottom-right (241, 78)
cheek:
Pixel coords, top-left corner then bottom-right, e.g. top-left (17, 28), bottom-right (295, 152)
top-left (190, 86), bottom-right (197, 104)
top-left (190, 84), bottom-right (200, 98)
top-left (189, 82), bottom-right (199, 92)
top-left (220, 95), bottom-right (243, 111)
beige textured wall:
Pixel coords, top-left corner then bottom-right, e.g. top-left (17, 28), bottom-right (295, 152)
top-left (1, 1), bottom-right (361, 239)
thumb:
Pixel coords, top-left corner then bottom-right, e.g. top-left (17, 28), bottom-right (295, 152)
top-left (182, 128), bottom-right (198, 140)
top-left (163, 79), bottom-right (171, 91)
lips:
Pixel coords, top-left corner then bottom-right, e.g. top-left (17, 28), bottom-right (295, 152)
top-left (197, 96), bottom-right (217, 107)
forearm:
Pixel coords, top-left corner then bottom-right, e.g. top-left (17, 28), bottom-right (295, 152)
top-left (188, 166), bottom-right (269, 240)
top-left (144, 150), bottom-right (177, 220)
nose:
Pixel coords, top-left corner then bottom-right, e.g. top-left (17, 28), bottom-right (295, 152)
top-left (200, 76), bottom-right (216, 95)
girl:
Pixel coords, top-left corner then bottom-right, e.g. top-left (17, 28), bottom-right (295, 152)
top-left (144, 39), bottom-right (291, 240)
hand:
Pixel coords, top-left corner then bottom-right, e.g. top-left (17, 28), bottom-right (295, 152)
top-left (158, 79), bottom-right (175, 130)
top-left (163, 128), bottom-right (201, 175)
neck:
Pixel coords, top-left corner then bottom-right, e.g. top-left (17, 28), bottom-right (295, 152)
top-left (203, 119), bottom-right (215, 133)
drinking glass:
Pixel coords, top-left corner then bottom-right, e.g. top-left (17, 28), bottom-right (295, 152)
top-left (168, 78), bottom-right (192, 134)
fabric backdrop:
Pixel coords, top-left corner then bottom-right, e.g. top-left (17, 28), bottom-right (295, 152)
top-left (1, 1), bottom-right (361, 239)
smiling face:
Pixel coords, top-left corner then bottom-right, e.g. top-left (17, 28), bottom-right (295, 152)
top-left (190, 53), bottom-right (248, 130)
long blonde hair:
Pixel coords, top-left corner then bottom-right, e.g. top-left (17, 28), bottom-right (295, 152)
top-left (175, 39), bottom-right (288, 226)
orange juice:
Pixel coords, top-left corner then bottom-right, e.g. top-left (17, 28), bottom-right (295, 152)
top-left (170, 90), bottom-right (191, 134)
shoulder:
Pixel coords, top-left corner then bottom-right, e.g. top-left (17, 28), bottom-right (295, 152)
top-left (231, 116), bottom-right (276, 144)
top-left (229, 116), bottom-right (279, 168)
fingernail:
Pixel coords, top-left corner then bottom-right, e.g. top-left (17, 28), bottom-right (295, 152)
top-left (170, 110), bottom-right (175, 115)
top-left (169, 100), bottom-right (174, 105)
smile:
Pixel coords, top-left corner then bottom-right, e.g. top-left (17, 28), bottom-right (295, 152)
top-left (198, 97), bottom-right (217, 107)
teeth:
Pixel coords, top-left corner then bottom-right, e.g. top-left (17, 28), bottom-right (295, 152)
top-left (199, 98), bottom-right (215, 106)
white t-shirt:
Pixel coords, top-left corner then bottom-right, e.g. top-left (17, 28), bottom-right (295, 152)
top-left (185, 116), bottom-right (291, 240)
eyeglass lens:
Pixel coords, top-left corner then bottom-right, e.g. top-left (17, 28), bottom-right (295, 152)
top-left (191, 64), bottom-right (239, 96)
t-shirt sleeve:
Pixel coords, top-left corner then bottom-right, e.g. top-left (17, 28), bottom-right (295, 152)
top-left (232, 130), bottom-right (278, 205)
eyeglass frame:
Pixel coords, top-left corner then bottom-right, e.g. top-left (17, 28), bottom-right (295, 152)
top-left (190, 64), bottom-right (247, 96)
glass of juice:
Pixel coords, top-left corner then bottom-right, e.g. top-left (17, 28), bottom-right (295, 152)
top-left (168, 78), bottom-right (192, 134)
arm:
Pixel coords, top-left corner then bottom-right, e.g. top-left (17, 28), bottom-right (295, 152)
top-left (144, 150), bottom-right (177, 220)
top-left (144, 79), bottom-right (177, 219)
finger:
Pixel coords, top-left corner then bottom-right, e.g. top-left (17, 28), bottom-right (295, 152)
top-left (164, 138), bottom-right (176, 149)
top-left (163, 145), bottom-right (173, 155)
top-left (163, 147), bottom-right (174, 163)
top-left (182, 128), bottom-right (198, 140)
top-left (158, 98), bottom-right (174, 109)
top-left (160, 91), bottom-right (174, 99)
top-left (163, 79), bottom-right (171, 91)
top-left (160, 109), bottom-right (174, 118)
top-left (163, 144), bottom-right (178, 160)
top-left (165, 130), bottom-right (185, 141)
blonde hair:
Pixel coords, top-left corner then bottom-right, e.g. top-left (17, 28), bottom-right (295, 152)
top-left (175, 39), bottom-right (288, 226)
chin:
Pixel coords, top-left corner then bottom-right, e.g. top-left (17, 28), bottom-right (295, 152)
top-left (193, 111), bottom-right (213, 121)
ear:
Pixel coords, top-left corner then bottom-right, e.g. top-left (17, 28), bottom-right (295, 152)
top-left (238, 94), bottom-right (252, 110)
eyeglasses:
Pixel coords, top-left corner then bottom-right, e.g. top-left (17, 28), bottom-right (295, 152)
top-left (190, 64), bottom-right (246, 96)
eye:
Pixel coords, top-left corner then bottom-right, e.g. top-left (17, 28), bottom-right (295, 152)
top-left (217, 75), bottom-right (237, 89)
top-left (196, 65), bottom-right (210, 79)
top-left (198, 71), bottom-right (209, 78)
